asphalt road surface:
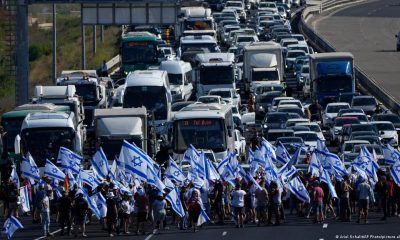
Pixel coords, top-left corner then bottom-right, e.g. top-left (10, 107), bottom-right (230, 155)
top-left (311, 0), bottom-right (400, 102)
top-left (6, 209), bottom-right (400, 240)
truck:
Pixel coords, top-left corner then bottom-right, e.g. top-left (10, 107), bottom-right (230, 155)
top-left (177, 7), bottom-right (215, 38)
top-left (16, 111), bottom-right (84, 166)
top-left (248, 53), bottom-right (281, 92)
top-left (56, 70), bottom-right (110, 130)
top-left (309, 52), bottom-right (355, 106)
top-left (172, 103), bottom-right (235, 163)
top-left (194, 52), bottom-right (236, 98)
top-left (93, 108), bottom-right (158, 160)
top-left (178, 35), bottom-right (220, 65)
top-left (120, 31), bottom-right (160, 75)
top-left (242, 42), bottom-right (284, 94)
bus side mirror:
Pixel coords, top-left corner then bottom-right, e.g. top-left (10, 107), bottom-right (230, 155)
top-left (14, 134), bottom-right (21, 154)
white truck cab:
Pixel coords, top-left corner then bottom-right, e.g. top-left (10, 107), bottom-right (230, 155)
top-left (160, 60), bottom-right (193, 102)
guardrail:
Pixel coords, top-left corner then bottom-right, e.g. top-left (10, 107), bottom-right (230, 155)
top-left (298, 0), bottom-right (400, 115)
top-left (106, 54), bottom-right (120, 76)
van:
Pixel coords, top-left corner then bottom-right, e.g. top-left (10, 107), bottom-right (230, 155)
top-left (160, 60), bottom-right (193, 102)
top-left (123, 70), bottom-right (172, 132)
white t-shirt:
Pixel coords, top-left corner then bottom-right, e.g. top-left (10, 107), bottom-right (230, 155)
top-left (231, 189), bottom-right (246, 207)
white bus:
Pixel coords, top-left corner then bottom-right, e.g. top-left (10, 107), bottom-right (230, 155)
top-left (172, 103), bottom-right (235, 162)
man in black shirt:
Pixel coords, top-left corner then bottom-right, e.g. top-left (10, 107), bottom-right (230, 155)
top-left (58, 190), bottom-right (72, 236)
top-left (308, 99), bottom-right (323, 121)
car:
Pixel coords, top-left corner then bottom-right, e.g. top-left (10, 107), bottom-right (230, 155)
top-left (234, 129), bottom-right (246, 159)
top-left (349, 131), bottom-right (379, 140)
top-left (266, 128), bottom-right (294, 144)
top-left (330, 117), bottom-right (360, 144)
top-left (278, 99), bottom-right (304, 113)
top-left (197, 95), bottom-right (226, 105)
top-left (339, 123), bottom-right (378, 145)
top-left (351, 96), bottom-right (378, 116)
top-left (338, 92), bottom-right (361, 105)
top-left (337, 108), bottom-right (365, 117)
top-left (341, 112), bottom-right (369, 124)
top-left (351, 135), bottom-right (381, 145)
top-left (255, 91), bottom-right (282, 121)
top-left (345, 144), bottom-right (384, 165)
top-left (296, 122), bottom-right (324, 140)
top-left (296, 64), bottom-right (309, 91)
top-left (292, 125), bottom-right (310, 132)
top-left (371, 113), bottom-right (400, 131)
top-left (285, 50), bottom-right (307, 72)
top-left (253, 83), bottom-right (284, 95)
top-left (322, 102), bottom-right (351, 128)
top-left (370, 121), bottom-right (398, 147)
top-left (270, 96), bottom-right (294, 112)
top-left (264, 112), bottom-right (290, 129)
top-left (232, 34), bottom-right (259, 47)
top-left (340, 140), bottom-right (370, 158)
top-left (277, 104), bottom-right (305, 118)
top-left (285, 118), bottom-right (309, 128)
top-left (276, 136), bottom-right (304, 155)
top-left (208, 88), bottom-right (241, 108)
top-left (294, 131), bottom-right (320, 148)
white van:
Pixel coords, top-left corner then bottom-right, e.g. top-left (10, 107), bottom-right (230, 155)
top-left (123, 70), bottom-right (172, 131)
top-left (160, 60), bottom-right (194, 102)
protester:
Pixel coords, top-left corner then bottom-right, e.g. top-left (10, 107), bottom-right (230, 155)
top-left (134, 187), bottom-right (149, 235)
top-left (187, 189), bottom-right (202, 232)
top-left (58, 189), bottom-right (72, 236)
top-left (356, 178), bottom-right (375, 224)
top-left (340, 175), bottom-right (352, 222)
top-left (41, 190), bottom-right (53, 237)
top-left (312, 181), bottom-right (324, 224)
top-left (106, 192), bottom-right (119, 237)
top-left (73, 192), bottom-right (88, 237)
top-left (152, 192), bottom-right (167, 234)
top-left (231, 184), bottom-right (246, 228)
top-left (255, 179), bottom-right (269, 226)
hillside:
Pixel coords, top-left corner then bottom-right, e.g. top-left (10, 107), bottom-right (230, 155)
top-left (0, 7), bottom-right (120, 113)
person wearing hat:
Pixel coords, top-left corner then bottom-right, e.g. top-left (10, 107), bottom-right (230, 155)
top-left (58, 189), bottom-right (72, 236)
top-left (152, 192), bottom-right (167, 234)
top-left (106, 192), bottom-right (119, 237)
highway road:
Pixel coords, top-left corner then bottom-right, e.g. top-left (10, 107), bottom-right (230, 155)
top-left (311, 0), bottom-right (400, 102)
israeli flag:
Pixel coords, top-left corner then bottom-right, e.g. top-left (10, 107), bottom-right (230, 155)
top-left (109, 159), bottom-right (117, 180)
top-left (288, 176), bottom-right (310, 203)
top-left (382, 144), bottom-right (400, 165)
top-left (19, 186), bottom-right (30, 213)
top-left (82, 190), bottom-right (101, 220)
top-left (9, 166), bottom-right (19, 188)
top-left (163, 177), bottom-right (175, 191)
top-left (197, 208), bottom-right (210, 226)
top-left (320, 170), bottom-right (338, 199)
top-left (166, 186), bottom-right (185, 218)
top-left (121, 141), bottom-right (149, 182)
top-left (390, 160), bottom-right (400, 186)
top-left (287, 147), bottom-right (302, 169)
top-left (2, 216), bottom-right (23, 239)
top-left (253, 147), bottom-right (266, 167)
top-left (261, 138), bottom-right (277, 163)
top-left (20, 153), bottom-right (40, 184)
top-left (91, 192), bottom-right (107, 218)
top-left (78, 170), bottom-right (101, 189)
top-left (91, 147), bottom-right (109, 179)
top-left (319, 151), bottom-right (348, 177)
top-left (275, 141), bottom-right (290, 165)
top-left (279, 165), bottom-right (297, 184)
top-left (113, 180), bottom-right (130, 194)
top-left (147, 166), bottom-right (166, 193)
top-left (57, 147), bottom-right (82, 174)
top-left (165, 157), bottom-right (186, 185)
top-left (203, 153), bottom-right (220, 182)
top-left (217, 153), bottom-right (232, 175)
top-left (308, 152), bottom-right (322, 177)
top-left (44, 159), bottom-right (66, 182)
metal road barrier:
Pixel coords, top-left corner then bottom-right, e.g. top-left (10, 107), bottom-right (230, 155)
top-left (298, 0), bottom-right (400, 115)
top-left (106, 54), bottom-right (120, 76)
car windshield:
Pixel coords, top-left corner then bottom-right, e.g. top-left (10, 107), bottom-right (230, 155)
top-left (199, 97), bottom-right (220, 104)
top-left (306, 124), bottom-right (321, 132)
top-left (352, 97), bottom-right (376, 106)
top-left (295, 133), bottom-right (319, 141)
top-left (335, 118), bottom-right (360, 127)
top-left (287, 51), bottom-right (306, 58)
top-left (278, 108), bottom-right (304, 117)
top-left (373, 115), bottom-right (400, 123)
top-left (168, 73), bottom-right (182, 85)
top-left (374, 123), bottom-right (395, 131)
top-left (121, 41), bottom-right (158, 64)
top-left (277, 137), bottom-right (303, 144)
top-left (257, 94), bottom-right (280, 104)
top-left (327, 105), bottom-right (349, 113)
top-left (351, 124), bottom-right (376, 133)
top-left (266, 114), bottom-right (288, 124)
top-left (237, 36), bottom-right (255, 42)
top-left (210, 91), bottom-right (231, 98)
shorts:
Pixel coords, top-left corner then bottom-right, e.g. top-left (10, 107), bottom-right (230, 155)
top-left (234, 206), bottom-right (244, 215)
top-left (359, 199), bottom-right (369, 210)
top-left (137, 212), bottom-right (147, 222)
top-left (313, 202), bottom-right (323, 214)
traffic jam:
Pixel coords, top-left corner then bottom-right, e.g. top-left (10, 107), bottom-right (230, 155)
top-left (2, 0), bottom-right (400, 238)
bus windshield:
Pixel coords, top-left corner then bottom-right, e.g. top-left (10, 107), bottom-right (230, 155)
top-left (21, 127), bottom-right (74, 166)
top-left (174, 119), bottom-right (227, 153)
top-left (121, 41), bottom-right (158, 65)
top-left (200, 66), bottom-right (233, 85)
top-left (123, 86), bottom-right (168, 120)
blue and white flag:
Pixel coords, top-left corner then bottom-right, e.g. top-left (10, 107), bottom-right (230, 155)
top-left (57, 147), bottom-right (82, 174)
top-left (2, 216), bottom-right (23, 239)
top-left (147, 166), bottom-right (166, 193)
top-left (90, 192), bottom-right (107, 218)
top-left (319, 151), bottom-right (348, 177)
top-left (279, 165), bottom-right (297, 184)
top-left (82, 190), bottom-right (101, 220)
top-left (19, 186), bottom-right (30, 213)
top-left (390, 159), bottom-right (400, 186)
top-left (91, 147), bottom-right (109, 179)
top-left (382, 144), bottom-right (400, 165)
top-left (308, 152), bottom-right (322, 177)
top-left (20, 153), bottom-right (40, 184)
top-left (188, 147), bottom-right (206, 178)
top-left (287, 147), bottom-right (302, 168)
top-left (275, 141), bottom-right (290, 165)
top-left (120, 141), bottom-right (149, 182)
top-left (163, 177), bottom-right (175, 191)
top-left (44, 159), bottom-right (66, 182)
top-left (109, 159), bottom-right (117, 180)
top-left (77, 170), bottom-right (100, 189)
top-left (203, 153), bottom-right (220, 182)
top-left (166, 186), bottom-right (185, 217)
top-left (217, 153), bottom-right (232, 175)
top-left (320, 170), bottom-right (338, 199)
top-left (197, 208), bottom-right (210, 226)
top-left (165, 157), bottom-right (186, 185)
top-left (288, 176), bottom-right (310, 203)
top-left (9, 167), bottom-right (19, 188)
top-left (253, 147), bottom-right (266, 167)
top-left (261, 138), bottom-right (277, 163)
top-left (65, 169), bottom-right (77, 190)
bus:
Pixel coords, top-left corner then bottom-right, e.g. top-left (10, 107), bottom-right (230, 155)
top-left (172, 103), bottom-right (234, 162)
top-left (120, 32), bottom-right (159, 75)
top-left (309, 52), bottom-right (355, 106)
